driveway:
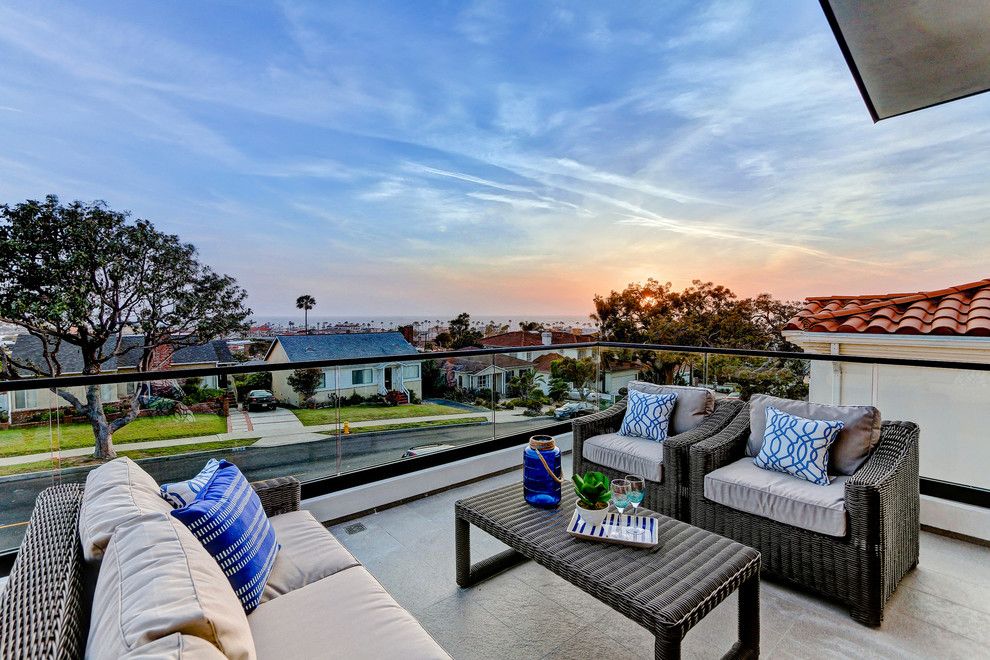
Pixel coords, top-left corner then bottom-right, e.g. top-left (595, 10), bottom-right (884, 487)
top-left (242, 406), bottom-right (305, 435)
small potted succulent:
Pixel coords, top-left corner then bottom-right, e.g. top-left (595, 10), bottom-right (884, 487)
top-left (572, 471), bottom-right (611, 527)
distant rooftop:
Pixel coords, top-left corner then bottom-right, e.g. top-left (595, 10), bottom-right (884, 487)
top-left (479, 330), bottom-right (594, 348)
top-left (785, 279), bottom-right (990, 336)
top-left (268, 332), bottom-right (417, 362)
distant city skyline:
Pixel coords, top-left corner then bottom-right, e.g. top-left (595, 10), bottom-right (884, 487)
top-left (1, 1), bottom-right (989, 316)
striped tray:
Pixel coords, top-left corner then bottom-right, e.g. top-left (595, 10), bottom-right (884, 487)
top-left (566, 509), bottom-right (660, 548)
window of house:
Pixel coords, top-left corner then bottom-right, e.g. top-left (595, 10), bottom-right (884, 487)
top-left (99, 383), bottom-right (116, 403)
top-left (352, 368), bottom-right (373, 385)
top-left (117, 381), bottom-right (139, 399)
top-left (478, 375), bottom-right (489, 388)
top-left (402, 364), bottom-right (420, 379)
top-left (14, 389), bottom-right (39, 409)
top-left (316, 371), bottom-right (328, 390)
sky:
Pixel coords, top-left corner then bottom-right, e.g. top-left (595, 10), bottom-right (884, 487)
top-left (1, 1), bottom-right (989, 319)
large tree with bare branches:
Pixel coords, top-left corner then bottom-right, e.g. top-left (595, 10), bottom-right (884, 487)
top-left (0, 195), bottom-right (251, 459)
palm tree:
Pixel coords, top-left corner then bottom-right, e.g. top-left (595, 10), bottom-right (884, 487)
top-left (296, 295), bottom-right (317, 332)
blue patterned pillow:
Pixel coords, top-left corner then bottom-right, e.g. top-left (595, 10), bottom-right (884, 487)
top-left (160, 458), bottom-right (221, 508)
top-left (170, 461), bottom-right (280, 613)
top-left (619, 389), bottom-right (678, 442)
top-left (754, 407), bottom-right (845, 486)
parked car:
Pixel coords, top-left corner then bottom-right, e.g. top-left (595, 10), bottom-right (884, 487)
top-left (245, 389), bottom-right (277, 411)
top-left (402, 444), bottom-right (456, 458)
top-left (553, 401), bottom-right (597, 420)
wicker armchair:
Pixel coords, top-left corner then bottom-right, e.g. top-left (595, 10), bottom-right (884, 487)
top-left (572, 397), bottom-right (744, 522)
top-left (0, 477), bottom-right (301, 659)
top-left (689, 403), bottom-right (919, 626)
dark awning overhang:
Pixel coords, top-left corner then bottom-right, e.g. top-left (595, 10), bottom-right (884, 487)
top-left (821, 0), bottom-right (990, 121)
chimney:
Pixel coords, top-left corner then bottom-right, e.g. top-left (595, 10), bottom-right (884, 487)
top-left (541, 331), bottom-right (553, 346)
top-left (398, 325), bottom-right (415, 343)
top-left (150, 343), bottom-right (175, 371)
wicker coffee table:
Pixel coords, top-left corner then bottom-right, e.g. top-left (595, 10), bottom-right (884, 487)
top-left (455, 483), bottom-right (761, 659)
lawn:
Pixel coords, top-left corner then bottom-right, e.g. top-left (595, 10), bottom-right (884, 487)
top-left (318, 416), bottom-right (488, 436)
top-left (0, 414), bottom-right (228, 458)
top-left (292, 402), bottom-right (468, 426)
top-left (0, 438), bottom-right (258, 478)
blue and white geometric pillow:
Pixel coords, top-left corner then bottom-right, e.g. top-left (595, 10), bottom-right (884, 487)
top-left (170, 460), bottom-right (280, 613)
top-left (753, 407), bottom-right (845, 486)
top-left (618, 389), bottom-right (678, 443)
top-left (160, 458), bottom-right (221, 508)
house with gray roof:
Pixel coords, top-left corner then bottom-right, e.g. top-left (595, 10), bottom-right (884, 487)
top-left (265, 332), bottom-right (421, 405)
top-left (3, 334), bottom-right (237, 421)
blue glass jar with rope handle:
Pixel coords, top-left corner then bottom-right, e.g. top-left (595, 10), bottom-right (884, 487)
top-left (523, 435), bottom-right (562, 507)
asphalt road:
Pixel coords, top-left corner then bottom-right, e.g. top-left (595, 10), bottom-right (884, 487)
top-left (0, 417), bottom-right (556, 552)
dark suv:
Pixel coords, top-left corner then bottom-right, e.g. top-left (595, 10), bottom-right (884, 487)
top-left (246, 390), bottom-right (277, 411)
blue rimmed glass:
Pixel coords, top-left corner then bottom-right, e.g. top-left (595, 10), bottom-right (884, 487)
top-left (625, 475), bottom-right (646, 537)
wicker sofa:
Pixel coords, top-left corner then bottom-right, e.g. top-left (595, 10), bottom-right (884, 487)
top-left (689, 402), bottom-right (920, 626)
top-left (572, 386), bottom-right (744, 522)
top-left (0, 461), bottom-right (449, 659)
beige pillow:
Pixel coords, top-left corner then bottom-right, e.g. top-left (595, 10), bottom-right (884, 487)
top-left (121, 633), bottom-right (229, 659)
top-left (628, 382), bottom-right (715, 435)
top-left (86, 512), bottom-right (256, 660)
top-left (79, 457), bottom-right (173, 562)
top-left (747, 394), bottom-right (882, 475)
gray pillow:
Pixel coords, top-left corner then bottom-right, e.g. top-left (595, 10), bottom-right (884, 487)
top-left (627, 382), bottom-right (715, 435)
top-left (747, 394), bottom-right (881, 475)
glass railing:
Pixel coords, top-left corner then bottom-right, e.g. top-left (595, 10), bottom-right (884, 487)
top-left (2, 340), bottom-right (987, 554)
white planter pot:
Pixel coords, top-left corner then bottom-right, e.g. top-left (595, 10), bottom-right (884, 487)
top-left (576, 503), bottom-right (608, 528)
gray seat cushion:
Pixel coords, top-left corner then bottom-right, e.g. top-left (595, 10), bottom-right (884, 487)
top-left (262, 510), bottom-right (360, 604)
top-left (747, 394), bottom-right (881, 475)
top-left (582, 433), bottom-right (664, 482)
top-left (704, 458), bottom-right (849, 537)
top-left (249, 566), bottom-right (450, 659)
top-left (628, 382), bottom-right (715, 435)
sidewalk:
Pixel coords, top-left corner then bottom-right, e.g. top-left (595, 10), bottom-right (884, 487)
top-left (0, 408), bottom-right (534, 467)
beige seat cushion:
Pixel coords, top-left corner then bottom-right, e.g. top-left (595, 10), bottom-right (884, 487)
top-left (747, 394), bottom-right (881, 475)
top-left (582, 433), bottom-right (663, 482)
top-left (86, 512), bottom-right (255, 660)
top-left (704, 458), bottom-right (849, 536)
top-left (249, 566), bottom-right (450, 659)
top-left (261, 510), bottom-right (360, 603)
top-left (121, 633), bottom-right (229, 659)
top-left (628, 381), bottom-right (715, 435)
top-left (79, 457), bottom-right (173, 562)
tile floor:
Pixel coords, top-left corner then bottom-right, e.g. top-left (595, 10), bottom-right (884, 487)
top-left (328, 455), bottom-right (990, 659)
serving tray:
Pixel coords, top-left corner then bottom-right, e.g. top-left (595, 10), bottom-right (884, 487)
top-left (566, 509), bottom-right (660, 548)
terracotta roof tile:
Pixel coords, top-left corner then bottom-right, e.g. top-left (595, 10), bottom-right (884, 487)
top-left (784, 278), bottom-right (990, 336)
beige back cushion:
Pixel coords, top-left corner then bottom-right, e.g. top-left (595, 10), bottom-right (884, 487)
top-left (747, 394), bottom-right (882, 475)
top-left (86, 512), bottom-right (256, 660)
top-left (120, 633), bottom-right (229, 659)
top-left (79, 457), bottom-right (173, 562)
top-left (627, 382), bottom-right (715, 435)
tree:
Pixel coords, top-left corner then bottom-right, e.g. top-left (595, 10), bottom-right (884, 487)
top-left (548, 377), bottom-right (569, 402)
top-left (592, 278), bottom-right (803, 396)
top-left (0, 196), bottom-right (250, 459)
top-left (439, 312), bottom-right (483, 349)
top-left (295, 295), bottom-right (317, 333)
top-left (518, 320), bottom-right (544, 332)
top-left (507, 369), bottom-right (545, 410)
top-left (551, 357), bottom-right (597, 401)
top-left (287, 368), bottom-right (323, 407)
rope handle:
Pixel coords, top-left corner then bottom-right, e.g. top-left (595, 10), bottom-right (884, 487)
top-left (534, 447), bottom-right (564, 484)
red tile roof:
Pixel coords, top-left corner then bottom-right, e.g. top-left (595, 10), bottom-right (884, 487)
top-left (532, 352), bottom-right (565, 372)
top-left (784, 279), bottom-right (990, 336)
top-left (478, 330), bottom-right (594, 347)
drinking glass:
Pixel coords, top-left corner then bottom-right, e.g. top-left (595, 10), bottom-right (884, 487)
top-left (610, 479), bottom-right (630, 538)
top-left (625, 475), bottom-right (646, 537)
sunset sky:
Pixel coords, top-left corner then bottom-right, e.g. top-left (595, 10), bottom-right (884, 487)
top-left (1, 1), bottom-right (989, 317)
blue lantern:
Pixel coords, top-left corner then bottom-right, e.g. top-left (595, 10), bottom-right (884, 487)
top-left (523, 435), bottom-right (562, 507)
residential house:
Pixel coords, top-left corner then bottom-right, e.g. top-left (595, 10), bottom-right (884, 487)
top-left (478, 330), bottom-right (595, 362)
top-left (782, 278), bottom-right (990, 540)
top-left (441, 352), bottom-right (535, 397)
top-left (265, 332), bottom-right (421, 405)
top-left (3, 334), bottom-right (236, 423)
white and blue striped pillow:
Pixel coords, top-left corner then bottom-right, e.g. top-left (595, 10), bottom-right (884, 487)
top-left (160, 458), bottom-right (221, 508)
top-left (753, 407), bottom-right (844, 486)
top-left (170, 461), bottom-right (280, 613)
top-left (619, 389), bottom-right (678, 443)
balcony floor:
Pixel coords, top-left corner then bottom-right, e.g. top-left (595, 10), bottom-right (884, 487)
top-left (328, 455), bottom-right (990, 659)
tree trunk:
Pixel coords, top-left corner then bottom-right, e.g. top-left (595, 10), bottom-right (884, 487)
top-left (85, 384), bottom-right (117, 460)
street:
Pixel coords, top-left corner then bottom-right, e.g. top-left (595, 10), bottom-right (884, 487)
top-left (0, 418), bottom-right (555, 551)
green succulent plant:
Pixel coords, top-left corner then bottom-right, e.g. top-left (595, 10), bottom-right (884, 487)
top-left (572, 471), bottom-right (611, 510)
